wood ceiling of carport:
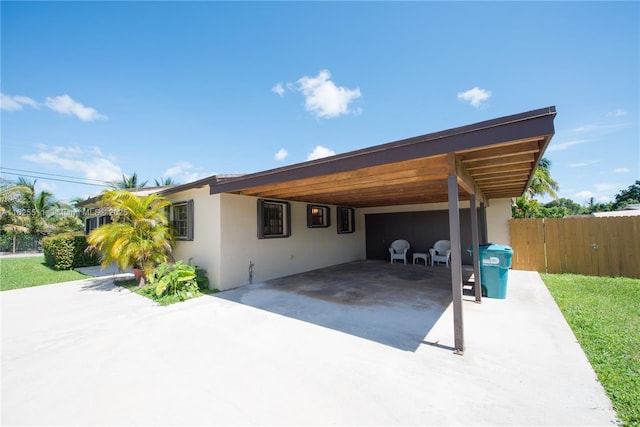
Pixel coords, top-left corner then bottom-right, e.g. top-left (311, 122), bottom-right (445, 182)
top-left (208, 107), bottom-right (556, 208)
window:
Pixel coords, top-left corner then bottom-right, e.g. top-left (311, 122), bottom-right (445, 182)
top-left (307, 204), bottom-right (330, 228)
top-left (85, 217), bottom-right (98, 234)
top-left (337, 207), bottom-right (355, 234)
top-left (258, 199), bottom-right (291, 238)
top-left (98, 215), bottom-right (112, 226)
top-left (172, 200), bottom-right (194, 241)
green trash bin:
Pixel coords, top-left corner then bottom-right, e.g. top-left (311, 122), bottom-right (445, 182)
top-left (468, 243), bottom-right (513, 299)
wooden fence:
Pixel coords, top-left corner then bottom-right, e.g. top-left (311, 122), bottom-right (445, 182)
top-left (509, 216), bottom-right (640, 278)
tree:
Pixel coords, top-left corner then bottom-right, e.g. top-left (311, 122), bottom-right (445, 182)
top-left (612, 180), bottom-right (640, 210)
top-left (154, 177), bottom-right (177, 186)
top-left (6, 178), bottom-right (60, 235)
top-left (512, 196), bottom-right (541, 218)
top-left (513, 158), bottom-right (560, 218)
top-left (585, 197), bottom-right (614, 214)
top-left (86, 190), bottom-right (173, 285)
top-left (112, 172), bottom-right (148, 189)
top-left (527, 158), bottom-right (559, 199)
top-left (543, 198), bottom-right (587, 216)
top-left (0, 181), bottom-right (30, 250)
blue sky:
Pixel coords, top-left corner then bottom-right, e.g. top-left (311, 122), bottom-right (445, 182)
top-left (1, 1), bottom-right (638, 204)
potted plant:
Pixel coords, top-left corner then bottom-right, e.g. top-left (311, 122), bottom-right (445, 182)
top-left (87, 190), bottom-right (174, 286)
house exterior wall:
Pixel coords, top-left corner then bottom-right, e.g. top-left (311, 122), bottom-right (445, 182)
top-left (168, 189), bottom-right (511, 290)
top-left (361, 197), bottom-right (513, 248)
top-left (216, 193), bottom-right (365, 290)
top-left (168, 191), bottom-right (365, 291)
top-left (165, 187), bottom-right (222, 289)
top-left (364, 209), bottom-right (477, 264)
top-left (485, 198), bottom-right (512, 245)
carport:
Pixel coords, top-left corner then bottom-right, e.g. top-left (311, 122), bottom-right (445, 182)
top-left (209, 106), bottom-right (557, 354)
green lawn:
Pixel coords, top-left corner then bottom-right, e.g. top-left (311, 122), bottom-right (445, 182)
top-left (0, 255), bottom-right (89, 291)
top-left (542, 273), bottom-right (640, 427)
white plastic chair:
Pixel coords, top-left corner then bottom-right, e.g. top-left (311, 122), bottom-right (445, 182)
top-left (429, 240), bottom-right (451, 266)
top-left (389, 239), bottom-right (410, 264)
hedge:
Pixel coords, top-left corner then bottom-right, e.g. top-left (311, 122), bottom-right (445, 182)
top-left (43, 234), bottom-right (100, 270)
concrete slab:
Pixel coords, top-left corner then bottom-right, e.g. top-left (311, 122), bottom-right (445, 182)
top-left (1, 261), bottom-right (618, 426)
top-left (75, 263), bottom-right (134, 278)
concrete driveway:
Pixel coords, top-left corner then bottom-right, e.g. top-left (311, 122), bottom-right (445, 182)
top-left (1, 261), bottom-right (618, 426)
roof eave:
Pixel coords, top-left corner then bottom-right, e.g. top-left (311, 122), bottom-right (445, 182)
top-left (209, 106), bottom-right (557, 197)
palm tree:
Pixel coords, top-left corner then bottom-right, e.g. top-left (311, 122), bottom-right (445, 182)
top-left (527, 158), bottom-right (559, 199)
top-left (154, 177), bottom-right (177, 186)
top-left (112, 172), bottom-right (148, 189)
top-left (1, 180), bottom-right (30, 252)
top-left (10, 178), bottom-right (59, 235)
top-left (513, 158), bottom-right (559, 218)
top-left (87, 190), bottom-right (173, 285)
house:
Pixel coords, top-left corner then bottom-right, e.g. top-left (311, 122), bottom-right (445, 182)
top-left (150, 107), bottom-right (555, 296)
top-left (80, 186), bottom-right (176, 234)
top-left (82, 106), bottom-right (556, 353)
top-left (592, 204), bottom-right (640, 217)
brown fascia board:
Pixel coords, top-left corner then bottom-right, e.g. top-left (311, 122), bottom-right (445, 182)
top-left (209, 106), bottom-right (557, 196)
top-left (522, 130), bottom-right (556, 197)
top-left (158, 174), bottom-right (245, 196)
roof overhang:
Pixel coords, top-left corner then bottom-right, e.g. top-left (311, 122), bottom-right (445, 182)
top-left (77, 185), bottom-right (176, 208)
top-left (205, 107), bottom-right (556, 208)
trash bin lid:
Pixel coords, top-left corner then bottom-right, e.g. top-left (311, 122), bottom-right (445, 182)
top-left (478, 243), bottom-right (513, 253)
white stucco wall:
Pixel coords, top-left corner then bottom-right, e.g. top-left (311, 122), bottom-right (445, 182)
top-left (485, 198), bottom-right (512, 246)
top-left (167, 188), bottom-right (511, 290)
top-left (168, 190), bottom-right (366, 290)
top-left (217, 193), bottom-right (365, 290)
top-left (165, 187), bottom-right (222, 289)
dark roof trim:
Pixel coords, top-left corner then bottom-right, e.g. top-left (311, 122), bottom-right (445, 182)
top-left (158, 174), bottom-right (244, 196)
top-left (209, 106), bottom-right (556, 196)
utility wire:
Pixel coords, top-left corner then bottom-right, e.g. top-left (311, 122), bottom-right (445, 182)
top-left (0, 170), bottom-right (112, 187)
top-left (0, 167), bottom-right (115, 185)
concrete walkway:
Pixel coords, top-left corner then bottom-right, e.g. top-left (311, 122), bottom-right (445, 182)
top-left (1, 267), bottom-right (618, 425)
top-left (75, 263), bottom-right (133, 278)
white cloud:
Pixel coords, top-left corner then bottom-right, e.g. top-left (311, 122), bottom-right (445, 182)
top-left (2, 92), bottom-right (106, 122)
top-left (572, 123), bottom-right (626, 133)
top-left (22, 145), bottom-right (123, 183)
top-left (594, 183), bottom-right (619, 193)
top-left (613, 167), bottom-right (630, 173)
top-left (272, 83), bottom-right (285, 97)
top-left (573, 190), bottom-right (595, 202)
top-left (36, 181), bottom-right (57, 193)
top-left (307, 145), bottom-right (336, 161)
top-left (573, 183), bottom-right (620, 203)
top-left (274, 148), bottom-right (288, 161)
top-left (547, 139), bottom-right (589, 152)
top-left (45, 94), bottom-right (107, 122)
top-left (295, 70), bottom-right (361, 118)
top-left (569, 160), bottom-right (599, 168)
top-left (164, 162), bottom-right (193, 178)
top-left (1, 93), bottom-right (39, 111)
top-left (607, 108), bottom-right (628, 117)
top-left (163, 162), bottom-right (205, 183)
top-left (457, 87), bottom-right (491, 108)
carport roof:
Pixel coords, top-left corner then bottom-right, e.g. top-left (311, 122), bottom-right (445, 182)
top-left (164, 106), bottom-right (556, 207)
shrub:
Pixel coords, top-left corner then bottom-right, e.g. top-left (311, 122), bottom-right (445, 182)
top-left (148, 261), bottom-right (199, 300)
top-left (70, 235), bottom-right (99, 267)
top-left (43, 234), bottom-right (100, 270)
top-left (195, 267), bottom-right (210, 291)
